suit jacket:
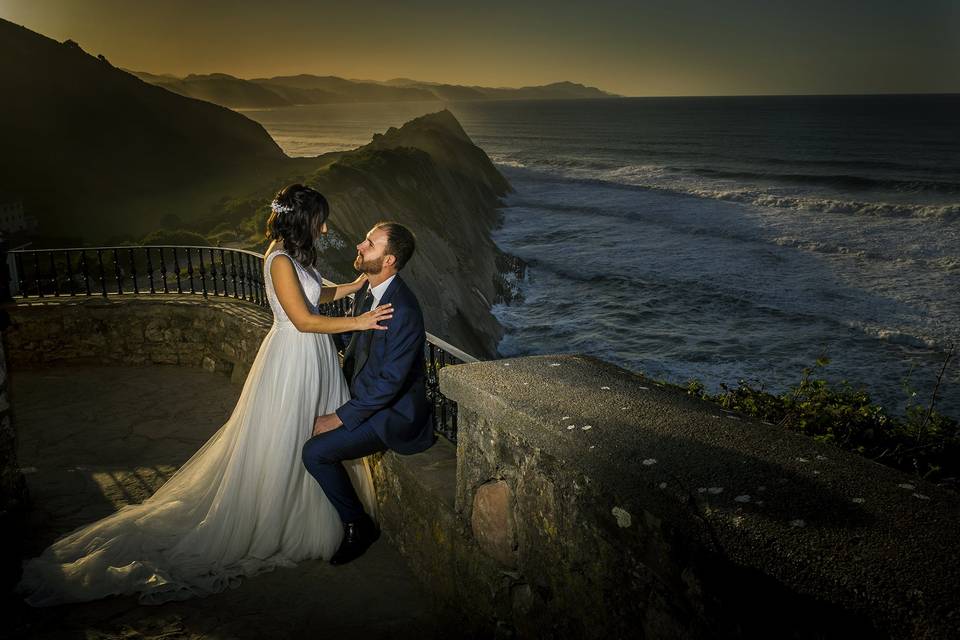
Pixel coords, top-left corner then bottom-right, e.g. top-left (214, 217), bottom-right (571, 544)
top-left (336, 276), bottom-right (435, 455)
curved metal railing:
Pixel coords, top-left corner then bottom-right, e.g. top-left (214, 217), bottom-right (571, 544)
top-left (7, 245), bottom-right (477, 443)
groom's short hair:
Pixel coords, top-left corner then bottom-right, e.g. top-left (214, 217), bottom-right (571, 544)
top-left (375, 222), bottom-right (416, 270)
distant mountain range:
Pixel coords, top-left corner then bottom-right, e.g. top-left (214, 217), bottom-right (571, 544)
top-left (128, 71), bottom-right (619, 109)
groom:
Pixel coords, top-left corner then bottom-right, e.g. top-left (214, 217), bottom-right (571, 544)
top-left (302, 221), bottom-right (435, 565)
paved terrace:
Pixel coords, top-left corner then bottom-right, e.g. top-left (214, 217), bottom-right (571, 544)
top-left (6, 365), bottom-right (446, 640)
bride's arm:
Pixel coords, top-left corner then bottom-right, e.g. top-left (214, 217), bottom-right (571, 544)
top-left (271, 256), bottom-right (391, 334)
top-left (319, 273), bottom-right (366, 303)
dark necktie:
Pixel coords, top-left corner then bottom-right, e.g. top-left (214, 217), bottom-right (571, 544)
top-left (357, 290), bottom-right (375, 316)
top-left (343, 289), bottom-right (375, 384)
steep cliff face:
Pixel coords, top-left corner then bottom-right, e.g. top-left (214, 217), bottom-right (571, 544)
top-left (303, 111), bottom-right (515, 358)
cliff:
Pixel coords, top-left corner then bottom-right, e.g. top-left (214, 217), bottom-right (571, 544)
top-left (304, 110), bottom-right (515, 357)
top-left (200, 110), bottom-right (517, 357)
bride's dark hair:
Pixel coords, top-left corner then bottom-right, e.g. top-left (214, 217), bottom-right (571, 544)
top-left (265, 184), bottom-right (329, 267)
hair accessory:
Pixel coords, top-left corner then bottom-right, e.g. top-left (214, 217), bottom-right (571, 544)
top-left (270, 199), bottom-right (295, 215)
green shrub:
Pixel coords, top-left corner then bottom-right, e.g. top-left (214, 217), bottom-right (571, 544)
top-left (687, 356), bottom-right (959, 487)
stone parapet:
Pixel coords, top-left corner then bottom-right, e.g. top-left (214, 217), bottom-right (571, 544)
top-left (6, 296), bottom-right (272, 383)
top-left (439, 355), bottom-right (960, 639)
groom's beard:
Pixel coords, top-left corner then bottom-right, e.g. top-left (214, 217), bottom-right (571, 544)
top-left (354, 253), bottom-right (384, 274)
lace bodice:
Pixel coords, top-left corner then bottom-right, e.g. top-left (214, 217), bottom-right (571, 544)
top-left (264, 250), bottom-right (323, 324)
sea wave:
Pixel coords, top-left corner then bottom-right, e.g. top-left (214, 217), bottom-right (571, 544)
top-left (497, 161), bottom-right (960, 221)
top-left (704, 189), bottom-right (960, 221)
top-left (687, 168), bottom-right (960, 194)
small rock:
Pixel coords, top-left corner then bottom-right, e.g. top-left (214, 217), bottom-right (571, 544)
top-left (642, 458), bottom-right (657, 466)
top-left (913, 493), bottom-right (931, 500)
top-left (581, 425), bottom-right (592, 430)
top-left (707, 487), bottom-right (724, 495)
top-left (897, 483), bottom-right (915, 490)
top-left (612, 506), bottom-right (632, 528)
top-left (658, 482), bottom-right (667, 489)
top-left (600, 386), bottom-right (611, 390)
top-left (566, 425), bottom-right (576, 430)
top-left (790, 519), bottom-right (806, 528)
top-left (734, 495), bottom-right (751, 503)
top-left (851, 497), bottom-right (865, 504)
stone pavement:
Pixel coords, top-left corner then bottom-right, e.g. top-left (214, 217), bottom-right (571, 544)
top-left (6, 366), bottom-right (446, 640)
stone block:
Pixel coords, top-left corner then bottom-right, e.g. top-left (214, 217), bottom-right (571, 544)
top-left (471, 479), bottom-right (517, 568)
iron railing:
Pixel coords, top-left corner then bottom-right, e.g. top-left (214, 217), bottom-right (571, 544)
top-left (8, 245), bottom-right (477, 442)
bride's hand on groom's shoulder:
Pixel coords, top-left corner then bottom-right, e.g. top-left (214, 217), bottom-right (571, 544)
top-left (357, 304), bottom-right (393, 331)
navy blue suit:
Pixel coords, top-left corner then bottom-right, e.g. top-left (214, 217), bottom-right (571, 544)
top-left (301, 276), bottom-right (434, 523)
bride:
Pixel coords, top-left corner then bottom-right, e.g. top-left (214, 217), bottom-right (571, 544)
top-left (18, 184), bottom-right (393, 606)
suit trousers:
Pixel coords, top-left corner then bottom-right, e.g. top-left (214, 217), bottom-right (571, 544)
top-left (301, 422), bottom-right (386, 523)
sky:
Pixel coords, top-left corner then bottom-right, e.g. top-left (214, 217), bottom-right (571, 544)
top-left (2, 0), bottom-right (958, 96)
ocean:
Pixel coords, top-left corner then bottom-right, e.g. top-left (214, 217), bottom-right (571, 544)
top-left (241, 95), bottom-right (960, 416)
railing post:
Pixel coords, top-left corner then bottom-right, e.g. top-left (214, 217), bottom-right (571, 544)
top-left (219, 250), bottom-right (229, 297)
top-left (32, 252), bottom-right (43, 298)
top-left (113, 248), bottom-right (123, 294)
top-left (197, 249), bottom-right (207, 298)
top-left (96, 249), bottom-right (107, 298)
top-left (128, 248), bottom-right (139, 294)
top-left (237, 253), bottom-right (247, 301)
top-left (229, 252), bottom-right (239, 299)
top-left (48, 253), bottom-right (59, 297)
top-left (80, 251), bottom-right (91, 296)
top-left (208, 249), bottom-right (218, 296)
top-left (65, 250), bottom-right (76, 296)
top-left (146, 248), bottom-right (156, 294)
top-left (172, 248), bottom-right (183, 294)
top-left (185, 248), bottom-right (196, 294)
top-left (158, 248), bottom-right (169, 294)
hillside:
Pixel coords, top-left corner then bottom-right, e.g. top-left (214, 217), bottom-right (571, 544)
top-left (0, 18), bottom-right (290, 240)
top-left (129, 71), bottom-right (619, 108)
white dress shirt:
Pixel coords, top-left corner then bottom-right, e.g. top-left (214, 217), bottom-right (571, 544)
top-left (368, 274), bottom-right (396, 310)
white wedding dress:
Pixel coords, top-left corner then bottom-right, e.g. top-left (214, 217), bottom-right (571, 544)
top-left (18, 250), bottom-right (376, 606)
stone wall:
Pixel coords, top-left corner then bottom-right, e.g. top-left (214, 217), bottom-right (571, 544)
top-left (7, 296), bottom-right (272, 384)
top-left (436, 355), bottom-right (960, 639)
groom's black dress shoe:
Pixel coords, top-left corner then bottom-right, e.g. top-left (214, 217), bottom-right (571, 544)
top-left (330, 514), bottom-right (380, 566)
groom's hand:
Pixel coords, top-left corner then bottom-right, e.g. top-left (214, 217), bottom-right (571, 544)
top-left (312, 413), bottom-right (343, 436)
